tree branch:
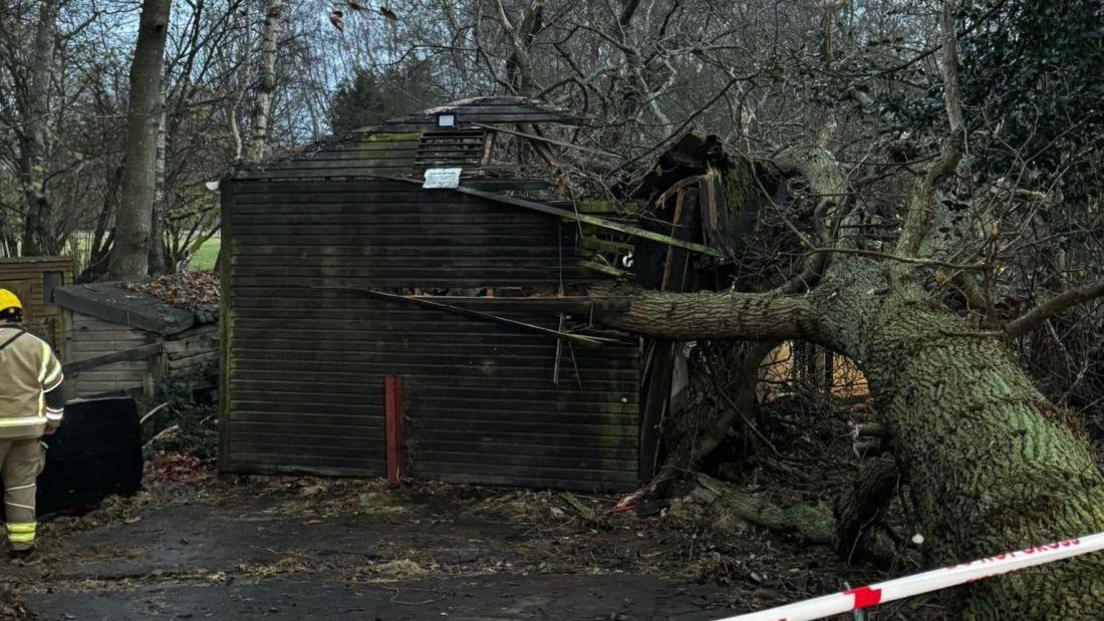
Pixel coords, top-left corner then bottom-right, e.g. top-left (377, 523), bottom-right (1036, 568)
top-left (1005, 279), bottom-right (1104, 338)
top-left (618, 0), bottom-right (641, 27)
top-left (894, 0), bottom-right (966, 265)
top-left (808, 247), bottom-right (987, 271)
top-left (593, 287), bottom-right (818, 341)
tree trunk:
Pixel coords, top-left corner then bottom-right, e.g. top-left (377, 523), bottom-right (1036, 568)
top-left (600, 259), bottom-right (1104, 617)
top-left (148, 89), bottom-right (168, 275)
top-left (18, 0), bottom-right (61, 256)
top-left (79, 164), bottom-right (123, 283)
top-left (499, 0), bottom-right (542, 96)
top-left (109, 0), bottom-right (172, 281)
top-left (825, 273), bottom-right (1104, 618)
top-left (243, 0), bottom-right (283, 165)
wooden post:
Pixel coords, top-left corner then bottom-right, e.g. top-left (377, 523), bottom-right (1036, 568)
top-left (385, 375), bottom-right (405, 487)
top-left (638, 189), bottom-right (699, 481)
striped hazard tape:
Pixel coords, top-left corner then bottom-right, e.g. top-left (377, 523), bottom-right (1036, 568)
top-left (719, 532), bottom-right (1104, 621)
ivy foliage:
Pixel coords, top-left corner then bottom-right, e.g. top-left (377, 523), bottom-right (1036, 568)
top-left (958, 0), bottom-right (1104, 199)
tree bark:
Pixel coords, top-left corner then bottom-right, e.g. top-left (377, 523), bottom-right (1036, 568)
top-left (109, 0), bottom-right (172, 281)
top-left (827, 272), bottom-right (1104, 618)
top-left (690, 473), bottom-right (835, 545)
top-left (606, 288), bottom-right (818, 341)
top-left (18, 0), bottom-right (61, 256)
top-left (600, 258), bottom-right (1104, 617)
top-left (496, 0), bottom-right (542, 96)
top-left (243, 0), bottom-right (283, 165)
top-left (148, 89), bottom-right (168, 275)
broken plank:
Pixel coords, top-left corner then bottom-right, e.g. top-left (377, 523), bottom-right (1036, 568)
top-left (580, 237), bottom-right (634, 254)
top-left (342, 173), bottom-right (724, 258)
top-left (581, 260), bottom-right (630, 278)
top-left (560, 491), bottom-right (601, 523)
top-left (454, 186), bottom-right (726, 259)
top-left (315, 287), bottom-right (623, 347)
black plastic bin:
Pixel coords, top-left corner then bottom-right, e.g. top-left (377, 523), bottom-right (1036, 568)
top-left (34, 396), bottom-right (144, 516)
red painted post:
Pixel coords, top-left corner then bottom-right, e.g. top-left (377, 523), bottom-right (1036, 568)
top-left (385, 375), bottom-right (403, 487)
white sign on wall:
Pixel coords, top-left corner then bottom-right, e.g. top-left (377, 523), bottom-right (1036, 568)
top-left (422, 167), bottom-right (462, 189)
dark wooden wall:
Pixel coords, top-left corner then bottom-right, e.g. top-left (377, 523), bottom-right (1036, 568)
top-left (220, 179), bottom-right (640, 491)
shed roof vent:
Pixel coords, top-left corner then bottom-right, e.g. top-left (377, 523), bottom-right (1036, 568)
top-left (415, 130), bottom-right (490, 168)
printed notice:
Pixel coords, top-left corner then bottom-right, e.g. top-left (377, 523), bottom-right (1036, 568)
top-left (423, 167), bottom-right (462, 189)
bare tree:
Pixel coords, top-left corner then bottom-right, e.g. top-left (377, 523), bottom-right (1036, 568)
top-left (14, 0), bottom-right (61, 256)
top-left (243, 0), bottom-right (283, 164)
top-left (110, 0), bottom-right (173, 280)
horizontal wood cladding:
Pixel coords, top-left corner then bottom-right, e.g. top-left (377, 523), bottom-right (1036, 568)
top-left (224, 296), bottom-right (639, 490)
top-left (165, 325), bottom-right (219, 373)
top-left (227, 181), bottom-right (579, 288)
top-left (234, 133), bottom-right (423, 181)
top-left (64, 312), bottom-right (152, 398)
top-left (221, 179), bottom-right (641, 490)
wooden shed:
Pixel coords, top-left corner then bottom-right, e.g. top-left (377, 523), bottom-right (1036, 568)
top-left (52, 281), bottom-right (218, 399)
top-left (219, 97), bottom-right (671, 491)
top-left (0, 256), bottom-right (73, 345)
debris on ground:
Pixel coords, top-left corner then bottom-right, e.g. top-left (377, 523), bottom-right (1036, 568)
top-left (0, 392), bottom-right (954, 620)
top-left (0, 584), bottom-right (31, 620)
top-left (148, 452), bottom-right (215, 487)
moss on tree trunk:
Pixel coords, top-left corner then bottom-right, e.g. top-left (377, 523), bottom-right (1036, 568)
top-left (601, 258), bottom-right (1104, 617)
top-left (828, 277), bottom-right (1104, 618)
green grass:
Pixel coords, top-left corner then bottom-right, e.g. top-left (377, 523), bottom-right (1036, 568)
top-left (187, 238), bottom-right (221, 271)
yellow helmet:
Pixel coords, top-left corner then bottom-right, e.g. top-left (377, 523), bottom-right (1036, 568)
top-left (0, 289), bottom-right (22, 314)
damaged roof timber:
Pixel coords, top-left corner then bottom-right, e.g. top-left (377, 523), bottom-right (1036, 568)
top-left (453, 186), bottom-right (726, 259)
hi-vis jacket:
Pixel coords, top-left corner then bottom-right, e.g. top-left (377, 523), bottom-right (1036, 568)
top-left (0, 324), bottom-right (64, 439)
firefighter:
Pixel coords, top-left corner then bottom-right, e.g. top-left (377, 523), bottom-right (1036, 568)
top-left (0, 288), bottom-right (64, 559)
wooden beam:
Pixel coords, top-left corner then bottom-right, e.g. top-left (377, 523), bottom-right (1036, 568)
top-left (331, 172), bottom-right (726, 259)
top-left (64, 342), bottom-right (164, 375)
top-left (638, 342), bottom-right (674, 480)
top-left (639, 190), bottom-right (699, 480)
top-left (580, 260), bottom-right (630, 278)
top-left (472, 123), bottom-right (625, 159)
top-left (454, 186), bottom-right (727, 259)
top-left (316, 287), bottom-right (624, 347)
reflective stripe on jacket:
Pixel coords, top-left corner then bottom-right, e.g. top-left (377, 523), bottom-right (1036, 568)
top-left (0, 324), bottom-right (64, 439)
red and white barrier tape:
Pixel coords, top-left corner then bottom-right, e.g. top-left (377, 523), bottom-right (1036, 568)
top-left (719, 532), bottom-right (1104, 621)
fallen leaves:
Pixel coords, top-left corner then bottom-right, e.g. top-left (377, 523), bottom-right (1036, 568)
top-left (0, 585), bottom-right (31, 620)
top-left (121, 271), bottom-right (220, 310)
top-left (149, 452), bottom-right (215, 486)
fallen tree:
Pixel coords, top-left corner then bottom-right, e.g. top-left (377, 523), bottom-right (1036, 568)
top-left (601, 252), bottom-right (1104, 616)
top-left (594, 5), bottom-right (1104, 615)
